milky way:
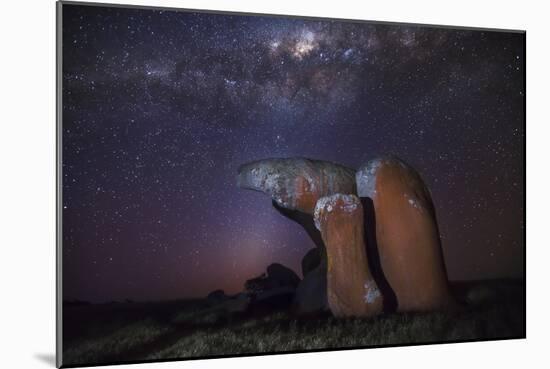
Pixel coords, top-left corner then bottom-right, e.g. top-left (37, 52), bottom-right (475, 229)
top-left (61, 4), bottom-right (525, 302)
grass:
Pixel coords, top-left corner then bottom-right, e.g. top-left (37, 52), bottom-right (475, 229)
top-left (61, 279), bottom-right (525, 367)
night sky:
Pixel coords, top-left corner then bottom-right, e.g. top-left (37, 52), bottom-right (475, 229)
top-left (62, 4), bottom-right (525, 303)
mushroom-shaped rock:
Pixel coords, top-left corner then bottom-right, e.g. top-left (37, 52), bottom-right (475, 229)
top-left (314, 194), bottom-right (383, 317)
top-left (356, 156), bottom-right (454, 312)
top-left (238, 157), bottom-right (355, 314)
top-left (237, 158), bottom-right (356, 214)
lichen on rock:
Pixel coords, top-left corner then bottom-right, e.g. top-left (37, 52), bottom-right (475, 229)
top-left (313, 193), bottom-right (360, 231)
top-left (356, 158), bottom-right (383, 198)
top-left (237, 157), bottom-right (356, 214)
top-left (363, 280), bottom-right (381, 304)
top-left (314, 193), bottom-right (383, 317)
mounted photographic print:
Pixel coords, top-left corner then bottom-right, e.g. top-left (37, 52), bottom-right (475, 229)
top-left (57, 1), bottom-right (526, 367)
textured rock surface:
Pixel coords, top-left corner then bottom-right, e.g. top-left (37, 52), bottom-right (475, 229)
top-left (237, 157), bottom-right (356, 214)
top-left (356, 156), bottom-right (454, 312)
top-left (314, 194), bottom-right (383, 317)
top-left (237, 157), bottom-right (352, 314)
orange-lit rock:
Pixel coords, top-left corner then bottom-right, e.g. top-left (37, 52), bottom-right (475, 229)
top-left (237, 158), bottom-right (356, 214)
top-left (356, 157), bottom-right (454, 312)
top-left (314, 194), bottom-right (383, 317)
top-left (237, 158), bottom-right (354, 314)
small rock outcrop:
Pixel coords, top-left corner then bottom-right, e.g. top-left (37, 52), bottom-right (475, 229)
top-left (356, 156), bottom-right (454, 312)
top-left (244, 263), bottom-right (301, 312)
top-left (314, 194), bottom-right (383, 317)
top-left (267, 263), bottom-right (301, 288)
top-left (206, 289), bottom-right (227, 304)
top-left (244, 263), bottom-right (300, 295)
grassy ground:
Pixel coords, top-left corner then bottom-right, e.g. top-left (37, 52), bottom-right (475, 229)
top-left (62, 279), bottom-right (525, 367)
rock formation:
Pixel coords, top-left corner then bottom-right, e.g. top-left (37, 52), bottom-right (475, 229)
top-left (266, 263), bottom-right (301, 289)
top-left (244, 263), bottom-right (301, 312)
top-left (237, 155), bottom-right (455, 317)
top-left (245, 263), bottom-right (300, 294)
top-left (237, 158), bottom-right (356, 214)
top-left (314, 194), bottom-right (383, 317)
top-left (356, 156), bottom-right (454, 312)
top-left (238, 158), bottom-right (355, 313)
top-left (206, 289), bottom-right (227, 304)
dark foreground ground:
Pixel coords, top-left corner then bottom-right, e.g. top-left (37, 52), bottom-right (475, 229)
top-left (61, 279), bottom-right (525, 367)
